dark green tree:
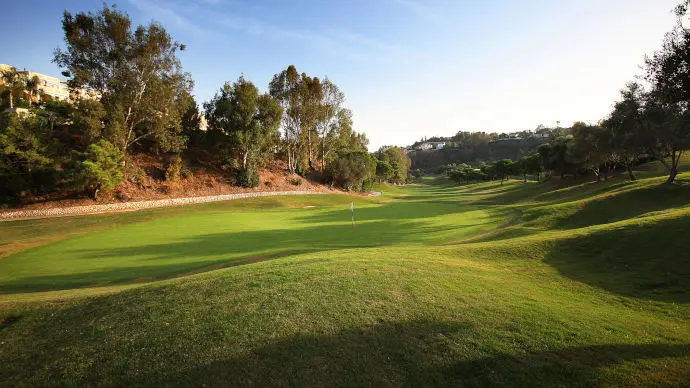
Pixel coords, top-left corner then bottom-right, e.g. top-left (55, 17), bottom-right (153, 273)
top-left (0, 113), bottom-right (54, 199)
top-left (328, 150), bottom-right (376, 191)
top-left (601, 82), bottom-right (648, 180)
top-left (643, 1), bottom-right (690, 183)
top-left (66, 139), bottom-right (124, 198)
top-left (54, 4), bottom-right (192, 157)
top-left (493, 159), bottom-right (513, 185)
top-left (205, 76), bottom-right (282, 186)
top-left (375, 160), bottom-right (395, 183)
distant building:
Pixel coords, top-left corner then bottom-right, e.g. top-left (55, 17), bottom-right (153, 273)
top-left (1, 63), bottom-right (98, 103)
top-left (19, 69), bottom-right (70, 101)
top-left (416, 142), bottom-right (445, 151)
top-left (199, 114), bottom-right (208, 131)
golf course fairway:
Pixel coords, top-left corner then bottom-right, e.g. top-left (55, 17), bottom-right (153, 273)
top-left (1, 173), bottom-right (689, 386)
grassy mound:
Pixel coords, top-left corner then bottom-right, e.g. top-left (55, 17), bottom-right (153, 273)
top-left (0, 163), bottom-right (689, 386)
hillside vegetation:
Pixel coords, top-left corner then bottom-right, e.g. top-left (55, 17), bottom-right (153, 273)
top-left (0, 159), bottom-right (688, 386)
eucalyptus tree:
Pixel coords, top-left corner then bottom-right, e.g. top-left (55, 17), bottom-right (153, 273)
top-left (298, 74), bottom-right (322, 172)
top-left (317, 78), bottom-right (344, 171)
top-left (54, 4), bottom-right (192, 158)
top-left (269, 65), bottom-right (302, 173)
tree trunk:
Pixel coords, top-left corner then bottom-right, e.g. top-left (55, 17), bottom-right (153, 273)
top-left (9, 90), bottom-right (13, 109)
top-left (307, 128), bottom-right (313, 169)
top-left (242, 150), bottom-right (248, 170)
top-left (665, 149), bottom-right (681, 184)
top-left (321, 138), bottom-right (326, 172)
top-left (523, 173), bottom-right (527, 183)
top-left (626, 164), bottom-right (636, 181)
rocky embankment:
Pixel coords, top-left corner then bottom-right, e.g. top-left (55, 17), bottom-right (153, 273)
top-left (0, 191), bottom-right (329, 221)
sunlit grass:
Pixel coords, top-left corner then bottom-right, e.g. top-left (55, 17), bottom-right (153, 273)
top-left (0, 163), bottom-right (689, 386)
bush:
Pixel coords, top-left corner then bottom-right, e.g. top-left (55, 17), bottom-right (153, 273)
top-left (66, 140), bottom-right (124, 198)
top-left (289, 177), bottom-right (302, 186)
top-left (129, 166), bottom-right (147, 188)
top-left (165, 155), bottom-right (183, 183)
top-left (181, 168), bottom-right (193, 180)
top-left (236, 166), bottom-right (260, 188)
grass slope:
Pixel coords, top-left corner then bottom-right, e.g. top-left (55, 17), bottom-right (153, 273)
top-left (0, 163), bottom-right (689, 386)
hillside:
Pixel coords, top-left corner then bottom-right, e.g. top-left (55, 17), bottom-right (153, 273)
top-left (0, 159), bottom-right (688, 386)
top-left (409, 137), bottom-right (547, 170)
top-left (3, 151), bottom-right (333, 211)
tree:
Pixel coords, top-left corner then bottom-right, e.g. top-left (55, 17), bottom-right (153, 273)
top-left (68, 99), bottom-right (106, 148)
top-left (25, 76), bottom-right (40, 107)
top-left (643, 1), bottom-right (690, 183)
top-left (379, 147), bottom-right (411, 184)
top-left (0, 113), bottom-right (54, 199)
top-left (602, 82), bottom-right (648, 180)
top-left (518, 152), bottom-right (541, 182)
top-left (298, 74), bottom-right (322, 172)
top-left (269, 65), bottom-right (302, 173)
top-left (1, 67), bottom-right (26, 109)
top-left (205, 76), bottom-right (282, 181)
top-left (317, 78), bottom-right (344, 171)
top-left (66, 139), bottom-right (123, 198)
top-left (179, 91), bottom-right (201, 137)
top-left (569, 122), bottom-right (606, 182)
top-left (375, 160), bottom-right (395, 183)
top-left (493, 159), bottom-right (513, 185)
top-left (328, 150), bottom-right (376, 191)
top-left (54, 4), bottom-right (192, 158)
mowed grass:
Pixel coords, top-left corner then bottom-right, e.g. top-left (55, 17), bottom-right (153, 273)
top-left (1, 162), bottom-right (689, 386)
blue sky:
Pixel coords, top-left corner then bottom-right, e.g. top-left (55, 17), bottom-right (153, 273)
top-left (0, 0), bottom-right (680, 150)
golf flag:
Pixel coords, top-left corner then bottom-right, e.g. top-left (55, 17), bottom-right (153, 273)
top-left (350, 202), bottom-right (355, 228)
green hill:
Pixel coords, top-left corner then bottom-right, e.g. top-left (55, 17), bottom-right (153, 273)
top-left (0, 160), bottom-right (689, 386)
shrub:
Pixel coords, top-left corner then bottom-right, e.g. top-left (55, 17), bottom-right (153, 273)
top-left (165, 155), bottom-right (183, 183)
top-left (181, 168), bottom-right (193, 180)
top-left (129, 166), bottom-right (147, 187)
top-left (236, 166), bottom-right (260, 188)
top-left (289, 177), bottom-right (302, 186)
top-left (66, 140), bottom-right (124, 198)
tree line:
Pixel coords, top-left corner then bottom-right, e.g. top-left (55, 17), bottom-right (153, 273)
top-left (0, 4), bottom-right (408, 203)
top-left (445, 1), bottom-right (690, 186)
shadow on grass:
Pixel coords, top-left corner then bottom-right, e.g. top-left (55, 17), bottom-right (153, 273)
top-left (545, 215), bottom-right (690, 303)
top-left (0, 251), bottom-right (309, 294)
top-left (297, 199), bottom-right (479, 224)
top-left (156, 322), bottom-right (689, 387)
top-left (0, 217), bottom-right (468, 293)
top-left (4, 315), bottom-right (687, 386)
top-left (552, 183), bottom-right (690, 230)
